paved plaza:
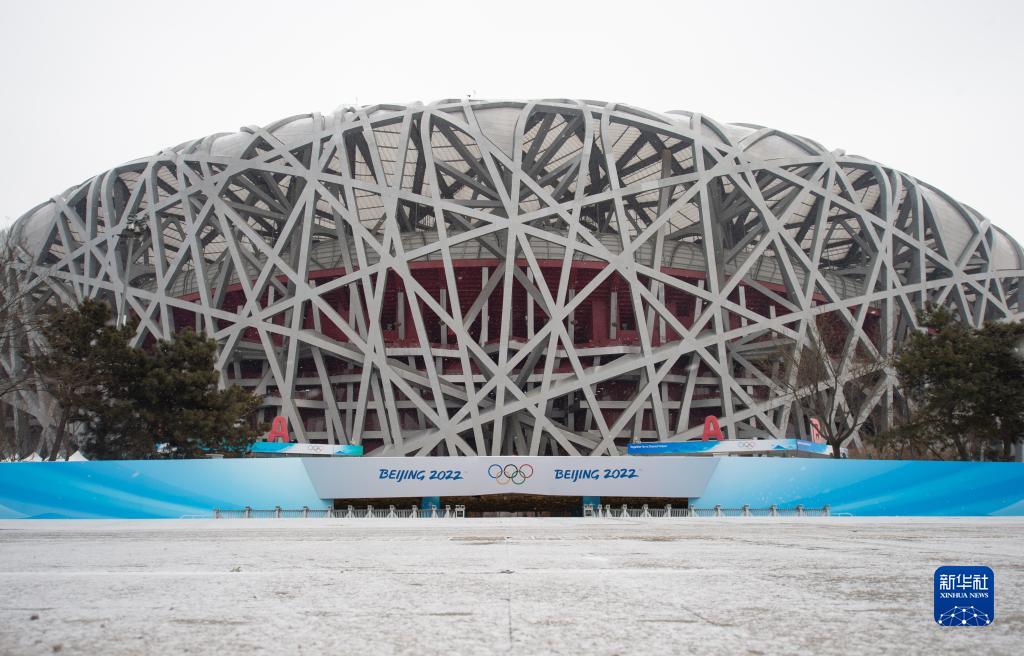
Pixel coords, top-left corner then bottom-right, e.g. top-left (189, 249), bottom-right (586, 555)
top-left (0, 517), bottom-right (1021, 655)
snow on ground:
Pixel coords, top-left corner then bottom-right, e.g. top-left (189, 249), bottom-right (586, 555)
top-left (0, 517), bottom-right (1021, 655)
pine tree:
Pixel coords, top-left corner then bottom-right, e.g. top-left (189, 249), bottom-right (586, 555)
top-left (136, 329), bottom-right (264, 458)
top-left (34, 301), bottom-right (264, 459)
top-left (28, 299), bottom-right (138, 460)
top-left (882, 306), bottom-right (1024, 460)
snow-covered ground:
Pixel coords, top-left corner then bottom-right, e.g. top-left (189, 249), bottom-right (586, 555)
top-left (0, 517), bottom-right (1020, 655)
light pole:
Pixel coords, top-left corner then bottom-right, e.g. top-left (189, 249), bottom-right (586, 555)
top-left (118, 215), bottom-right (147, 327)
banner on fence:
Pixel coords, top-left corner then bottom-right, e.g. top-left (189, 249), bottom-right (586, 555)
top-left (249, 441), bottom-right (364, 456)
top-left (627, 439), bottom-right (833, 456)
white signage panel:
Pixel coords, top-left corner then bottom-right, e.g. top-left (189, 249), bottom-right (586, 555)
top-left (300, 456), bottom-right (720, 499)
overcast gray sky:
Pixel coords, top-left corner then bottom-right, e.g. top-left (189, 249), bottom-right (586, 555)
top-left (2, 0), bottom-right (1023, 241)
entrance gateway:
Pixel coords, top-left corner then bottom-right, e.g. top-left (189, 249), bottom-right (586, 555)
top-left (331, 495), bottom-right (691, 518)
top-left (301, 456), bottom-right (718, 516)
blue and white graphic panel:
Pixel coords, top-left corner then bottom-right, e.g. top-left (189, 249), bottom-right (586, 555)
top-left (628, 439), bottom-right (833, 456)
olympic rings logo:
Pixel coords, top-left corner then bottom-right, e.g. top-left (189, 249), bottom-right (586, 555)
top-left (487, 463), bottom-right (534, 485)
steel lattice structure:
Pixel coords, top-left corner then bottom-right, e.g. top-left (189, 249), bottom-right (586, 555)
top-left (6, 99), bottom-right (1024, 456)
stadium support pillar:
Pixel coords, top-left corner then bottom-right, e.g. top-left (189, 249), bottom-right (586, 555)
top-left (420, 496), bottom-right (441, 510)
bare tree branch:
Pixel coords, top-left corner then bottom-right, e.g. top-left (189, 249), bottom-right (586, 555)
top-left (772, 313), bottom-right (889, 458)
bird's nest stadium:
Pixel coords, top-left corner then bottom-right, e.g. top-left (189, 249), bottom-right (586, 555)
top-left (5, 99), bottom-right (1023, 457)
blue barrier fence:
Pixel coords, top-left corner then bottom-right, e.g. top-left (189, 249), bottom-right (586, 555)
top-left (1, 457), bottom-right (1022, 519)
top-left (694, 459), bottom-right (1024, 516)
top-left (0, 459), bottom-right (327, 519)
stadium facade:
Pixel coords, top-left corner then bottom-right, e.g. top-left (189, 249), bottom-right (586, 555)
top-left (5, 99), bottom-right (1024, 457)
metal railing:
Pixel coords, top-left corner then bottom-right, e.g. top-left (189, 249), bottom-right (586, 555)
top-left (582, 504), bottom-right (831, 518)
top-left (212, 503), bottom-right (830, 520)
top-left (213, 505), bottom-right (466, 519)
